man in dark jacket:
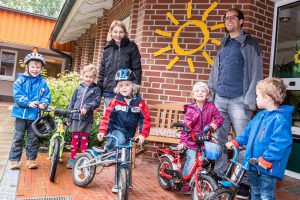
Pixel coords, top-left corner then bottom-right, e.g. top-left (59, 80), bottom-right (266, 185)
top-left (208, 8), bottom-right (263, 199)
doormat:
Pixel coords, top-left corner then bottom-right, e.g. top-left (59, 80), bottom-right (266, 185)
top-left (17, 197), bottom-right (72, 200)
top-left (285, 187), bottom-right (300, 196)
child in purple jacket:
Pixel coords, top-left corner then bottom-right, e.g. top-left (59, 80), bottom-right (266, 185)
top-left (177, 82), bottom-right (223, 193)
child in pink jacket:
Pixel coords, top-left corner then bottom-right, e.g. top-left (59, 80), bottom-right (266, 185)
top-left (177, 82), bottom-right (223, 193)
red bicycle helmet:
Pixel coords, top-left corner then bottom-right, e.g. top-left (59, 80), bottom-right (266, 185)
top-left (31, 115), bottom-right (56, 138)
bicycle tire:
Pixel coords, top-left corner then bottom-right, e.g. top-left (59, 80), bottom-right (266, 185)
top-left (205, 187), bottom-right (234, 200)
top-left (72, 153), bottom-right (96, 187)
top-left (191, 174), bottom-right (218, 200)
top-left (157, 156), bottom-right (174, 190)
top-left (118, 168), bottom-right (128, 200)
top-left (49, 138), bottom-right (60, 182)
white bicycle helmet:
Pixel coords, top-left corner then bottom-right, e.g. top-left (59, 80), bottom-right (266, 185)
top-left (24, 53), bottom-right (46, 66)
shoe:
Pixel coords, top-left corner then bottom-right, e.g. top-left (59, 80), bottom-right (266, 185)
top-left (66, 159), bottom-right (75, 169)
top-left (10, 161), bottom-right (20, 170)
top-left (111, 185), bottom-right (118, 193)
top-left (26, 160), bottom-right (38, 169)
top-left (181, 182), bottom-right (191, 194)
top-left (236, 183), bottom-right (250, 199)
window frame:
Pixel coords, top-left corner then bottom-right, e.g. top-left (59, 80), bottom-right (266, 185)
top-left (0, 49), bottom-right (18, 81)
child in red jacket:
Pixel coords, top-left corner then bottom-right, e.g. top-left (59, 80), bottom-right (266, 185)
top-left (97, 68), bottom-right (151, 193)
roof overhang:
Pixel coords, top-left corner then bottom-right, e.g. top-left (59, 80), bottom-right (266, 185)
top-left (54, 0), bottom-right (113, 44)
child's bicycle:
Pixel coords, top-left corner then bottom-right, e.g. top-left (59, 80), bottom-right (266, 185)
top-left (32, 106), bottom-right (79, 182)
top-left (72, 135), bottom-right (140, 200)
top-left (157, 122), bottom-right (221, 200)
top-left (205, 146), bottom-right (260, 200)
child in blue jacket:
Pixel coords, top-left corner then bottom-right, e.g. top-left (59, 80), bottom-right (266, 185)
top-left (9, 53), bottom-right (51, 170)
top-left (226, 77), bottom-right (293, 200)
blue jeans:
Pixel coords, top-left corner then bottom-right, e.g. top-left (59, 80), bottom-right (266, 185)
top-left (9, 118), bottom-right (39, 161)
top-left (214, 95), bottom-right (252, 178)
top-left (249, 171), bottom-right (277, 200)
top-left (183, 149), bottom-right (196, 177)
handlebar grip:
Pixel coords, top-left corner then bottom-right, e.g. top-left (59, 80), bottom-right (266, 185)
top-left (54, 109), bottom-right (71, 117)
top-left (171, 122), bottom-right (185, 128)
top-left (203, 125), bottom-right (211, 133)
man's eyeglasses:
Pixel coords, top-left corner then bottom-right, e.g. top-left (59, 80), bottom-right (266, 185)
top-left (224, 15), bottom-right (239, 21)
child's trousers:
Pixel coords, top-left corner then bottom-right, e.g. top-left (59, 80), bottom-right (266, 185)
top-left (71, 132), bottom-right (89, 160)
top-left (9, 118), bottom-right (39, 161)
top-left (249, 171), bottom-right (277, 200)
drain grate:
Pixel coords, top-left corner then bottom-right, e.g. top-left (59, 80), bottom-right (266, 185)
top-left (17, 197), bottom-right (72, 200)
top-left (285, 187), bottom-right (300, 196)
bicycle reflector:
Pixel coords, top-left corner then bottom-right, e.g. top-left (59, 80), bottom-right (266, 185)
top-left (31, 115), bottom-right (57, 138)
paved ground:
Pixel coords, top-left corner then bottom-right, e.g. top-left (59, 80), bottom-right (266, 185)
top-left (1, 103), bottom-right (300, 200)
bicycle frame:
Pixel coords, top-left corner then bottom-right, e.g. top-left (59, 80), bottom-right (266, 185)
top-left (48, 118), bottom-right (65, 161)
top-left (157, 127), bottom-right (213, 194)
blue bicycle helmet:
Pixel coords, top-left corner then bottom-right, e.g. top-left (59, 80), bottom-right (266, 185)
top-left (115, 68), bottom-right (136, 82)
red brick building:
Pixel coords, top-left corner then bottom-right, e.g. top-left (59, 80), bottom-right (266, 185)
top-left (52, 0), bottom-right (300, 178)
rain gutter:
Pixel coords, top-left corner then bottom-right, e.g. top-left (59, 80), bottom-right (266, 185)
top-left (49, 0), bottom-right (76, 71)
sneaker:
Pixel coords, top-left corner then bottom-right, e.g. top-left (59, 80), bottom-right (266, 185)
top-left (10, 161), bottom-right (20, 170)
top-left (66, 159), bottom-right (75, 169)
top-left (181, 182), bottom-right (191, 194)
top-left (26, 160), bottom-right (38, 169)
top-left (236, 183), bottom-right (250, 199)
top-left (111, 185), bottom-right (118, 193)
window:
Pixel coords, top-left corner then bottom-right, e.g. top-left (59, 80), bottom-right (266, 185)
top-left (272, 1), bottom-right (300, 79)
top-left (0, 49), bottom-right (17, 81)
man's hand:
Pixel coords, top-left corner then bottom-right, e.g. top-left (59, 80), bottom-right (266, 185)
top-left (81, 108), bottom-right (87, 115)
top-left (97, 132), bottom-right (105, 141)
top-left (137, 135), bottom-right (145, 145)
top-left (177, 143), bottom-right (185, 150)
top-left (29, 101), bottom-right (39, 108)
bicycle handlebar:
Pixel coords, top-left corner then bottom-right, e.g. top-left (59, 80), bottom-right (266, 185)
top-left (42, 106), bottom-right (79, 117)
top-left (104, 135), bottom-right (140, 147)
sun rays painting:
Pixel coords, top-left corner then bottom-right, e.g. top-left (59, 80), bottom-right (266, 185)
top-left (154, 2), bottom-right (225, 73)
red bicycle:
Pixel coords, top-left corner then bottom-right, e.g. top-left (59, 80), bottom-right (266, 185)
top-left (157, 123), bottom-right (220, 200)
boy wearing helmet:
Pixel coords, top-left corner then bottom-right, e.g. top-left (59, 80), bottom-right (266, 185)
top-left (9, 53), bottom-right (51, 170)
top-left (97, 68), bottom-right (151, 193)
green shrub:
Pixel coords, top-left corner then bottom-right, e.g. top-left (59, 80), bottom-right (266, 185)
top-left (37, 72), bottom-right (103, 149)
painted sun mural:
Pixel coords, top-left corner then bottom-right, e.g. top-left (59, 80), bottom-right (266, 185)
top-left (154, 2), bottom-right (225, 73)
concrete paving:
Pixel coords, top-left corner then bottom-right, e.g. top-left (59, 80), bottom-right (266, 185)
top-left (0, 107), bottom-right (14, 182)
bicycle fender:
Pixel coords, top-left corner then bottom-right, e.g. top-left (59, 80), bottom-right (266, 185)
top-left (159, 154), bottom-right (177, 170)
top-left (86, 149), bottom-right (97, 157)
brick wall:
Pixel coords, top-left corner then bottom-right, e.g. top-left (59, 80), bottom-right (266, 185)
top-left (72, 0), bottom-right (275, 159)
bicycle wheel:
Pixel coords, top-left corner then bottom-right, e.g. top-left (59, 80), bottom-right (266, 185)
top-left (72, 152), bottom-right (96, 187)
top-left (205, 187), bottom-right (234, 200)
top-left (49, 138), bottom-right (60, 182)
top-left (118, 168), bottom-right (128, 200)
top-left (157, 156), bottom-right (174, 190)
top-left (191, 174), bottom-right (218, 200)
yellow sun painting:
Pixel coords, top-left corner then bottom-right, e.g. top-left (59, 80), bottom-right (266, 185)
top-left (154, 2), bottom-right (225, 73)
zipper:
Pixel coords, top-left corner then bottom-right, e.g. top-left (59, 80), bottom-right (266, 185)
top-left (118, 45), bottom-right (121, 68)
top-left (250, 114), bottom-right (265, 157)
top-left (79, 85), bottom-right (89, 120)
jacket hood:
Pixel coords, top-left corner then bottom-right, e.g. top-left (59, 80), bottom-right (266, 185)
top-left (116, 93), bottom-right (142, 105)
top-left (18, 73), bottom-right (42, 80)
top-left (264, 105), bottom-right (294, 125)
top-left (79, 82), bottom-right (97, 87)
top-left (184, 102), bottom-right (209, 113)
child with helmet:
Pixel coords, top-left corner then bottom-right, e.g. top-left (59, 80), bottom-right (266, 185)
top-left (97, 68), bottom-right (151, 193)
top-left (9, 52), bottom-right (51, 170)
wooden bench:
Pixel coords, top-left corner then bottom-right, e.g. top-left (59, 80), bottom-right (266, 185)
top-left (132, 102), bottom-right (184, 166)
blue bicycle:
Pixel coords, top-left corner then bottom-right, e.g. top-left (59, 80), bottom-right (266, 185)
top-left (72, 135), bottom-right (139, 200)
top-left (205, 146), bottom-right (260, 200)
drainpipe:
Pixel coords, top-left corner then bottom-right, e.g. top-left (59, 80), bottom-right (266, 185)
top-left (49, 0), bottom-right (76, 71)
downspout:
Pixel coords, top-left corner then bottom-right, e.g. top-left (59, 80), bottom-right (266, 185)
top-left (49, 0), bottom-right (76, 71)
